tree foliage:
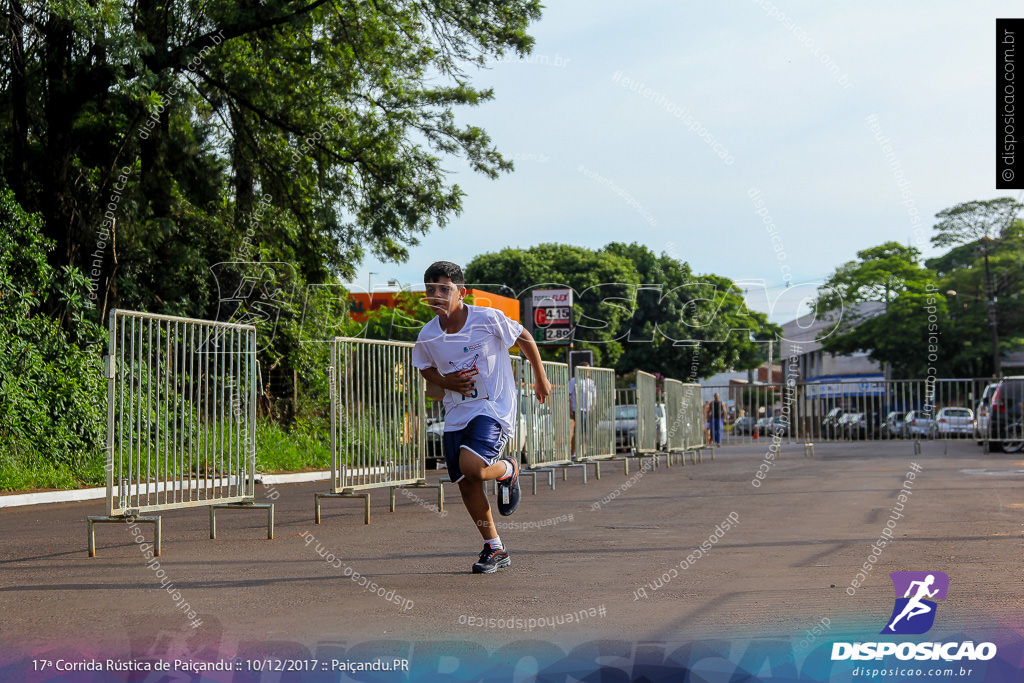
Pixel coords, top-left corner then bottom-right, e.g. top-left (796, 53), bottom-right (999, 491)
top-left (466, 243), bottom-right (778, 379)
top-left (0, 190), bottom-right (105, 488)
top-left (814, 241), bottom-right (944, 378)
top-left (931, 198), bottom-right (1024, 249)
top-left (0, 0), bottom-right (543, 424)
top-left (465, 243), bottom-right (641, 367)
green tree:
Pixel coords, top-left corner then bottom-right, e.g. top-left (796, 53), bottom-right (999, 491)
top-left (360, 290), bottom-right (437, 343)
top-left (466, 242), bottom-right (778, 380)
top-left (1, 0), bottom-right (543, 420)
top-left (0, 190), bottom-right (106, 489)
top-left (930, 199), bottom-right (1024, 375)
top-left (930, 226), bottom-right (1024, 377)
top-left (465, 244), bottom-right (640, 366)
top-left (601, 243), bottom-right (778, 380)
top-left (815, 242), bottom-right (947, 378)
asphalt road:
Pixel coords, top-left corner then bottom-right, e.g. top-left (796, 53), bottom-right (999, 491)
top-left (2, 439), bottom-right (1023, 678)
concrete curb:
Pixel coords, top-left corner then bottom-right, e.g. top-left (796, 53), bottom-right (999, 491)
top-left (0, 470), bottom-right (334, 509)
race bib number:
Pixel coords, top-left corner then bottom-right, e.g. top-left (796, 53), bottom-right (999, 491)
top-left (446, 365), bottom-right (489, 404)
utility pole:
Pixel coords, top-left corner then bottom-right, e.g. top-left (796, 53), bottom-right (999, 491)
top-left (980, 238), bottom-right (1002, 377)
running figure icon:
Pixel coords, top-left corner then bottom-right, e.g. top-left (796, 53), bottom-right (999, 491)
top-left (887, 574), bottom-right (939, 631)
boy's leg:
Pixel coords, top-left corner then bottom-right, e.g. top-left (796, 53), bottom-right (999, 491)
top-left (457, 447), bottom-right (505, 540)
top-left (458, 448), bottom-right (514, 573)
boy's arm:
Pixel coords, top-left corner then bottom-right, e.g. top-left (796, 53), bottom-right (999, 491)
top-left (419, 367), bottom-right (475, 397)
top-left (516, 329), bottom-right (551, 404)
top-left (425, 379), bottom-right (445, 400)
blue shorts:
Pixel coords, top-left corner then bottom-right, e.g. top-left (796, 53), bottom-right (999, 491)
top-left (443, 416), bottom-right (509, 483)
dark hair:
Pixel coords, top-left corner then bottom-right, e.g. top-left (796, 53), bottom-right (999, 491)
top-left (424, 261), bottom-right (465, 285)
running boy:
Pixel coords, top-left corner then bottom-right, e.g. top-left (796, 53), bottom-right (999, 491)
top-left (412, 261), bottom-right (551, 573)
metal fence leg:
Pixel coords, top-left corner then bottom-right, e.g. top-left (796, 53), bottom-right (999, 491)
top-left (558, 463), bottom-right (587, 484)
top-left (210, 502), bottom-right (275, 539)
top-left (390, 482), bottom-right (445, 514)
top-left (312, 492), bottom-right (370, 524)
top-left (86, 515), bottom-right (161, 557)
top-left (530, 468), bottom-right (555, 490)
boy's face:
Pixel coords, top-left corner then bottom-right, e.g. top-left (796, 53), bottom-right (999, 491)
top-left (424, 277), bottom-right (466, 316)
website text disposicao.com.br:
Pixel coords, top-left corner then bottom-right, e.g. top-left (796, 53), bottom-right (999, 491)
top-left (851, 665), bottom-right (979, 678)
top-left (837, 640), bottom-right (995, 679)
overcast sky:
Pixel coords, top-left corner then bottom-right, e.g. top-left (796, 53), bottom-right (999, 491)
top-left (346, 1), bottom-right (1020, 323)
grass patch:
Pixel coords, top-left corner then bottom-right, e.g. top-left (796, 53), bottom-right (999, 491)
top-left (0, 446), bottom-right (105, 491)
top-left (255, 416), bottom-right (331, 473)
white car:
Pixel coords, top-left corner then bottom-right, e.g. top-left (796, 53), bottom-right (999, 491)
top-left (934, 407), bottom-right (974, 437)
top-left (975, 383), bottom-right (997, 440)
top-left (903, 410), bottom-right (936, 438)
top-left (655, 403), bottom-right (667, 450)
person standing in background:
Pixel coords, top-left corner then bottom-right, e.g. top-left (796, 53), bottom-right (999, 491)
top-left (710, 393), bottom-right (725, 446)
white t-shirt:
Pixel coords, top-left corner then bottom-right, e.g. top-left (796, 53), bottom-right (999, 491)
top-left (412, 304), bottom-right (524, 434)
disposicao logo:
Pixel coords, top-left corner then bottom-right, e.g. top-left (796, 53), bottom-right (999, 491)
top-left (831, 571), bottom-right (997, 663)
top-left (881, 571), bottom-right (948, 635)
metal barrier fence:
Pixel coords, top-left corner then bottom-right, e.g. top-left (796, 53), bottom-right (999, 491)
top-left (635, 371), bottom-right (658, 453)
top-left (88, 309), bottom-right (273, 556)
top-left (507, 355), bottom-right (525, 459)
top-left (613, 388), bottom-right (637, 452)
top-left (316, 337), bottom-right (441, 524)
top-left (573, 366), bottom-right (616, 460)
top-left (703, 378), bottom-right (1020, 452)
top-left (664, 380), bottom-right (705, 453)
top-left (681, 384), bottom-right (706, 451)
top-left (521, 360), bottom-right (572, 469)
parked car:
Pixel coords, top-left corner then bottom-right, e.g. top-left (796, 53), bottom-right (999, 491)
top-left (933, 407), bottom-right (975, 438)
top-left (987, 376), bottom-right (1024, 453)
top-left (903, 410), bottom-right (936, 439)
top-left (615, 404), bottom-right (638, 450)
top-left (837, 412), bottom-right (863, 439)
top-left (754, 417), bottom-right (773, 435)
top-left (768, 415), bottom-right (791, 436)
top-left (655, 403), bottom-right (667, 450)
top-left (732, 416), bottom-right (756, 435)
top-left (845, 412), bottom-right (881, 440)
top-left (822, 407), bottom-right (846, 438)
top-left (879, 411), bottom-right (906, 439)
top-left (426, 416), bottom-right (445, 467)
top-left (975, 382), bottom-right (998, 441)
